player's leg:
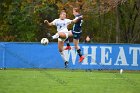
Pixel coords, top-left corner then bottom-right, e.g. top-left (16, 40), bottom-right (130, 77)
top-left (64, 38), bottom-right (71, 50)
top-left (73, 39), bottom-right (84, 62)
top-left (51, 32), bottom-right (67, 40)
top-left (58, 39), bottom-right (68, 68)
top-left (52, 31), bottom-right (73, 40)
top-left (58, 31), bottom-right (73, 38)
top-left (53, 31), bottom-right (72, 50)
top-left (52, 33), bottom-right (59, 39)
top-left (73, 32), bottom-right (85, 62)
top-left (64, 31), bottom-right (73, 50)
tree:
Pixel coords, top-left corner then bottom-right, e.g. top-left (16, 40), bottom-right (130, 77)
top-left (0, 0), bottom-right (139, 43)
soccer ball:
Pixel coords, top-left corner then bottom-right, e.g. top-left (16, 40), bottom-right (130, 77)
top-left (41, 38), bottom-right (49, 45)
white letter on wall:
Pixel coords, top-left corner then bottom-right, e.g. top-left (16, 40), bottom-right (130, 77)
top-left (115, 47), bottom-right (129, 66)
top-left (100, 46), bottom-right (112, 65)
top-left (82, 46), bottom-right (97, 65)
top-left (129, 47), bottom-right (140, 66)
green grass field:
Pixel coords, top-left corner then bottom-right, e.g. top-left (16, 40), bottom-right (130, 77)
top-left (0, 69), bottom-right (140, 93)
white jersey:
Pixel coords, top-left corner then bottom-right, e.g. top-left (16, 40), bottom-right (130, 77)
top-left (52, 19), bottom-right (72, 32)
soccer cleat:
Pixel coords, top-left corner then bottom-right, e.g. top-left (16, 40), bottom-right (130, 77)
top-left (64, 61), bottom-right (69, 68)
top-left (64, 46), bottom-right (71, 50)
top-left (47, 33), bottom-right (51, 37)
top-left (79, 56), bottom-right (85, 62)
top-left (46, 33), bottom-right (53, 40)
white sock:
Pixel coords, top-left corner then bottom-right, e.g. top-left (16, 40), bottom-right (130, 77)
top-left (60, 51), bottom-right (67, 62)
top-left (52, 33), bottom-right (59, 39)
top-left (65, 33), bottom-right (68, 38)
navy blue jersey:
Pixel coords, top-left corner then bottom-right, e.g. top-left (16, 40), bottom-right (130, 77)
top-left (72, 14), bottom-right (83, 33)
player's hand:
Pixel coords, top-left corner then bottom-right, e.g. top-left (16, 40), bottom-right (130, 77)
top-left (86, 36), bottom-right (90, 42)
top-left (44, 20), bottom-right (49, 23)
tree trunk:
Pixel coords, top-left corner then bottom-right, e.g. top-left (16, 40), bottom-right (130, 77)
top-left (116, 6), bottom-right (120, 43)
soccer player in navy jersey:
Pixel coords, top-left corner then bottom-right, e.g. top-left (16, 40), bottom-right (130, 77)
top-left (65, 7), bottom-right (84, 62)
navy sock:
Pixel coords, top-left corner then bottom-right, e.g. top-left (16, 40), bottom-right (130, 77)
top-left (77, 49), bottom-right (82, 57)
top-left (67, 43), bottom-right (70, 46)
top-left (65, 38), bottom-right (70, 46)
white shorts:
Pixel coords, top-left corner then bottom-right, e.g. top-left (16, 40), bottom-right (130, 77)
top-left (58, 31), bottom-right (69, 42)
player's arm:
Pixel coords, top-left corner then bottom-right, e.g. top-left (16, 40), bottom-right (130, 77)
top-left (71, 15), bottom-right (83, 23)
top-left (44, 20), bottom-right (53, 26)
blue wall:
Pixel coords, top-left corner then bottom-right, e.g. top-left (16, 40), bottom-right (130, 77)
top-left (0, 42), bottom-right (140, 70)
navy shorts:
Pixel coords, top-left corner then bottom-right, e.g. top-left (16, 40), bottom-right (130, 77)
top-left (72, 30), bottom-right (82, 39)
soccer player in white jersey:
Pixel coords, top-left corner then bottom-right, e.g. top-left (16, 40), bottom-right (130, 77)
top-left (44, 10), bottom-right (81, 68)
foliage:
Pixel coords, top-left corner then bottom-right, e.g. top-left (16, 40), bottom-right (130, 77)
top-left (0, 0), bottom-right (58, 41)
top-left (0, 0), bottom-right (139, 43)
